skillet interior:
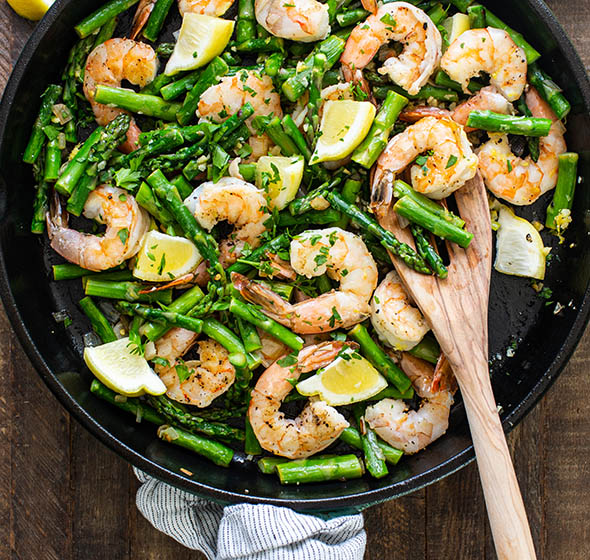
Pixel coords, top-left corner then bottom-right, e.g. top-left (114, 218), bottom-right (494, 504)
top-left (1, 0), bottom-right (590, 511)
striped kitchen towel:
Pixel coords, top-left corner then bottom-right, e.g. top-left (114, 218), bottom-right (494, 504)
top-left (135, 469), bottom-right (366, 559)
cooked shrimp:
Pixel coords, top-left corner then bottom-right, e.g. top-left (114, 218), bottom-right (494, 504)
top-left (249, 341), bottom-right (350, 459)
top-left (154, 328), bottom-right (235, 407)
top-left (373, 117), bottom-right (479, 200)
top-left (232, 227), bottom-right (378, 334)
top-left (255, 0), bottom-right (329, 42)
top-left (441, 28), bottom-right (527, 102)
top-left (83, 38), bottom-right (158, 152)
top-left (257, 329), bottom-right (290, 368)
top-left (131, 0), bottom-right (235, 39)
top-left (197, 70), bottom-right (282, 160)
top-left (478, 86), bottom-right (567, 205)
top-left (340, 2), bottom-right (441, 96)
top-left (46, 185), bottom-right (149, 272)
top-left (452, 85), bottom-right (515, 129)
top-left (371, 270), bottom-right (430, 351)
top-left (365, 353), bottom-right (454, 454)
top-left (184, 177), bottom-right (270, 264)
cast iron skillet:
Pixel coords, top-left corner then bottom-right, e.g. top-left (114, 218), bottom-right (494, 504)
top-left (1, 0), bottom-right (590, 512)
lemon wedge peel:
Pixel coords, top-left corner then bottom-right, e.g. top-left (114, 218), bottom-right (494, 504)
top-left (310, 100), bottom-right (377, 164)
top-left (84, 338), bottom-right (167, 397)
top-left (133, 230), bottom-right (202, 282)
top-left (7, 0), bottom-right (54, 20)
top-left (165, 14), bottom-right (235, 76)
top-left (493, 202), bottom-right (547, 280)
top-left (296, 348), bottom-right (388, 406)
top-left (256, 156), bottom-right (305, 210)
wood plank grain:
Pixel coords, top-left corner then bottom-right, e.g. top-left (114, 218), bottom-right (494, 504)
top-left (365, 488), bottom-right (426, 559)
top-left (71, 423), bottom-right (131, 559)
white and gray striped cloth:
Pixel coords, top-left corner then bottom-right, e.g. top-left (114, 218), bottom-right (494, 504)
top-left (135, 469), bottom-right (366, 559)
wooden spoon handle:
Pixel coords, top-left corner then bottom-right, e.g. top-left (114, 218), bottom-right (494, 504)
top-left (459, 358), bottom-right (537, 560)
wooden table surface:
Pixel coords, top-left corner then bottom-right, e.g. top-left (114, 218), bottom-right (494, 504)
top-left (1, 1), bottom-right (589, 558)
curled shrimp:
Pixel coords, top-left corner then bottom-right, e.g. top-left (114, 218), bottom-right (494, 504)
top-left (83, 38), bottom-right (158, 152)
top-left (441, 28), bottom-right (527, 102)
top-left (154, 328), bottom-right (236, 407)
top-left (365, 353), bottom-right (454, 454)
top-left (198, 70), bottom-right (282, 160)
top-left (46, 185), bottom-right (149, 272)
top-left (184, 177), bottom-right (270, 265)
top-left (340, 2), bottom-right (441, 95)
top-left (131, 0), bottom-right (235, 39)
top-left (371, 270), bottom-right (430, 352)
top-left (478, 86), bottom-right (567, 205)
top-left (255, 0), bottom-right (329, 42)
top-left (373, 117), bottom-right (479, 200)
top-left (249, 341), bottom-right (351, 459)
top-left (232, 227), bottom-right (378, 334)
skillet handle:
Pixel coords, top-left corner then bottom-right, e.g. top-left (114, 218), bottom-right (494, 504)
top-left (458, 356), bottom-right (537, 560)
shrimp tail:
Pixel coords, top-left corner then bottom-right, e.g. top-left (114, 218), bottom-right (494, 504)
top-left (46, 190), bottom-right (67, 239)
top-left (399, 106), bottom-right (451, 123)
top-left (231, 272), bottom-right (291, 323)
top-left (371, 175), bottom-right (394, 211)
top-left (130, 0), bottom-right (155, 40)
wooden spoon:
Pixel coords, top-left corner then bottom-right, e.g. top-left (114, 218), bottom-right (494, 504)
top-left (374, 172), bottom-right (537, 559)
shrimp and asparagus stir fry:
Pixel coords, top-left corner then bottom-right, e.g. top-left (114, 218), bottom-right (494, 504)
top-left (24, 0), bottom-right (578, 483)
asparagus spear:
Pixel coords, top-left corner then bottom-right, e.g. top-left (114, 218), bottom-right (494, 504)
top-left (143, 286), bottom-right (205, 341)
top-left (160, 70), bottom-right (202, 101)
top-left (79, 296), bottom-right (117, 343)
top-left (332, 179), bottom-right (362, 230)
top-left (93, 16), bottom-right (119, 47)
top-left (324, 191), bottom-right (432, 275)
top-left (90, 379), bottom-right (166, 425)
top-left (466, 110), bottom-right (552, 137)
top-left (236, 37), bottom-right (284, 53)
top-left (228, 297), bottom-right (304, 351)
top-left (467, 3), bottom-right (485, 27)
top-left (75, 0), bottom-right (140, 38)
top-left (348, 323), bottom-right (413, 394)
top-left (434, 70), bottom-right (483, 94)
top-left (353, 404), bottom-right (388, 479)
top-left (278, 208), bottom-right (341, 227)
top-left (546, 152), bottom-right (579, 229)
top-left (276, 454), bottom-right (364, 484)
top-left (426, 2), bottom-right (448, 25)
top-left (94, 86), bottom-right (182, 121)
top-left (258, 457), bottom-right (289, 474)
top-left (306, 53), bottom-right (328, 142)
top-left (141, 72), bottom-right (176, 96)
top-left (394, 196), bottom-right (474, 248)
top-left (31, 180), bottom-right (50, 234)
top-left (282, 35), bottom-right (346, 102)
top-left (238, 318), bottom-right (263, 353)
top-left (43, 137), bottom-right (62, 182)
top-left (226, 233), bottom-right (291, 276)
top-left (158, 425), bottom-right (235, 467)
top-left (252, 115), bottom-right (299, 156)
top-left (245, 416), bottom-right (263, 455)
top-left (135, 182), bottom-right (176, 226)
top-left (352, 90), bottom-right (408, 169)
top-left (55, 127), bottom-right (104, 196)
top-left (236, 0), bottom-right (256, 43)
top-left (52, 263), bottom-right (131, 281)
top-left (23, 85), bottom-right (63, 164)
top-left (85, 279), bottom-right (173, 304)
top-left (411, 225), bottom-right (448, 279)
top-left (515, 95), bottom-right (540, 163)
top-left (117, 301), bottom-right (205, 333)
top-left (408, 335), bottom-right (440, 365)
top-left (143, 0), bottom-right (175, 42)
top-left (177, 57), bottom-right (229, 126)
top-left (264, 52), bottom-right (285, 77)
top-left (373, 84), bottom-right (458, 103)
top-left (336, 9), bottom-right (369, 27)
top-left (147, 395), bottom-right (245, 442)
top-left (528, 63), bottom-right (571, 120)
top-left (340, 427), bottom-right (403, 465)
top-left (393, 180), bottom-right (465, 229)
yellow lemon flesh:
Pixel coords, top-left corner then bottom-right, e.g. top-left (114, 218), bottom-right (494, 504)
top-left (443, 14), bottom-right (471, 49)
top-left (84, 338), bottom-right (166, 397)
top-left (296, 348), bottom-right (388, 406)
top-left (133, 230), bottom-right (202, 282)
top-left (256, 156), bottom-right (305, 210)
top-left (165, 14), bottom-right (235, 75)
top-left (7, 0), bottom-right (55, 20)
top-left (310, 100), bottom-right (376, 164)
top-left (493, 203), bottom-right (547, 280)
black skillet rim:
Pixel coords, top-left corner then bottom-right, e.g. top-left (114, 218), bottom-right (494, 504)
top-left (1, 0), bottom-right (590, 510)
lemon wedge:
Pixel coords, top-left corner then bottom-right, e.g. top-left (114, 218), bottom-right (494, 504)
top-left (84, 338), bottom-right (166, 397)
top-left (7, 0), bottom-right (55, 20)
top-left (133, 231), bottom-right (202, 282)
top-left (165, 14), bottom-right (235, 76)
top-left (310, 100), bottom-right (376, 164)
top-left (256, 156), bottom-right (305, 210)
top-left (443, 14), bottom-right (471, 48)
top-left (296, 347), bottom-right (388, 406)
top-left (493, 203), bottom-right (547, 280)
